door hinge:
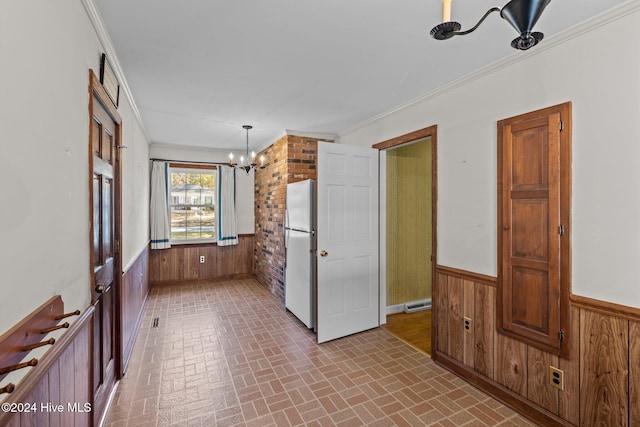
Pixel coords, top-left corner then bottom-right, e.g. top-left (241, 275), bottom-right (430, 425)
top-left (115, 239), bottom-right (120, 254)
top-left (559, 225), bottom-right (565, 236)
top-left (559, 120), bottom-right (564, 131)
top-left (559, 330), bottom-right (565, 342)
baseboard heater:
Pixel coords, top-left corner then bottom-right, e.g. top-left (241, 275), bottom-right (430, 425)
top-left (404, 299), bottom-right (431, 313)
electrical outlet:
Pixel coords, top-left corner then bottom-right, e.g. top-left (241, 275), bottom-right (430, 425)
top-left (549, 366), bottom-right (564, 390)
top-left (199, 255), bottom-right (205, 263)
top-left (463, 316), bottom-right (472, 333)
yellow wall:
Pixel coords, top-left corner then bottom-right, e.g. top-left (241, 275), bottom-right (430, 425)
top-left (386, 138), bottom-right (432, 306)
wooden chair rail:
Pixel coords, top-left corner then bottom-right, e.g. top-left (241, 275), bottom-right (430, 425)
top-left (0, 295), bottom-right (79, 394)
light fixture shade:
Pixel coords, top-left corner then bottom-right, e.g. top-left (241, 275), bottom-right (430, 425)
top-left (500, 0), bottom-right (551, 36)
top-left (429, 0), bottom-right (551, 50)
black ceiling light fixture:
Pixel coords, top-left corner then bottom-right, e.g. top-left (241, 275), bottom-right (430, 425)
top-left (228, 125), bottom-right (266, 175)
top-left (430, 0), bottom-right (552, 50)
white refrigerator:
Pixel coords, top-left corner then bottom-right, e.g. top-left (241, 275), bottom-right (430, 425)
top-left (284, 179), bottom-right (316, 329)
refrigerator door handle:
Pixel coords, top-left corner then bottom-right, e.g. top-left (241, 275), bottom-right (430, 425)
top-left (285, 227), bottom-right (289, 249)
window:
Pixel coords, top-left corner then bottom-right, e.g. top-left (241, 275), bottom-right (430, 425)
top-left (169, 165), bottom-right (216, 243)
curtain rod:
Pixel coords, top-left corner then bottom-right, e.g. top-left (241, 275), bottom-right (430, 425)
top-left (149, 158), bottom-right (230, 167)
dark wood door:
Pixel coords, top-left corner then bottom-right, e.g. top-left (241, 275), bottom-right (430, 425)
top-left (497, 103), bottom-right (571, 357)
top-left (89, 72), bottom-right (121, 425)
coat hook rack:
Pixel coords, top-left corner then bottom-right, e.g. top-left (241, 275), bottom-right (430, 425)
top-left (0, 295), bottom-right (79, 390)
top-left (0, 383), bottom-right (15, 394)
top-left (55, 310), bottom-right (80, 320)
top-left (40, 322), bottom-right (69, 334)
top-left (0, 358), bottom-right (38, 376)
top-left (20, 338), bottom-right (55, 352)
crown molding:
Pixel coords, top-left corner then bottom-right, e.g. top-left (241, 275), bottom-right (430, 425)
top-left (81, 0), bottom-right (150, 144)
top-left (339, 0), bottom-right (640, 138)
top-left (284, 129), bottom-right (337, 141)
top-left (149, 141), bottom-right (233, 154)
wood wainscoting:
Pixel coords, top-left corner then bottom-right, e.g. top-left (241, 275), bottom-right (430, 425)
top-left (149, 235), bottom-right (254, 286)
top-left (121, 245), bottom-right (149, 374)
top-left (433, 265), bottom-right (640, 427)
top-left (0, 308), bottom-right (94, 427)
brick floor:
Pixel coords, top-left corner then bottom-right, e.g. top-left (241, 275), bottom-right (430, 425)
top-left (105, 279), bottom-right (537, 426)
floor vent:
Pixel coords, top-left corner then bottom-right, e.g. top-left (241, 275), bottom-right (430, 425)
top-left (152, 317), bottom-right (159, 328)
top-left (403, 299), bottom-right (431, 313)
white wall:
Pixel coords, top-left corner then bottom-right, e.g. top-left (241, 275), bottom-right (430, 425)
top-left (148, 144), bottom-right (255, 234)
top-left (340, 5), bottom-right (640, 308)
top-left (0, 0), bottom-right (150, 335)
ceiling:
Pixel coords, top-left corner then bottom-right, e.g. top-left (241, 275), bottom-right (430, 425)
top-left (94, 0), bottom-right (623, 152)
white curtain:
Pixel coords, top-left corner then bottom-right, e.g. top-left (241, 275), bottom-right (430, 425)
top-left (150, 161), bottom-right (171, 249)
top-left (216, 166), bottom-right (238, 246)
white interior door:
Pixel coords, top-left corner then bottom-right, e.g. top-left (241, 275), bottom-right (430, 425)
top-left (317, 141), bottom-right (379, 343)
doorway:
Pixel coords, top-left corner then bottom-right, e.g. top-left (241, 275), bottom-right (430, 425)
top-left (88, 70), bottom-right (122, 425)
top-left (373, 126), bottom-right (437, 355)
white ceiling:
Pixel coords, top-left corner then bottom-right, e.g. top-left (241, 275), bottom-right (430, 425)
top-left (94, 0), bottom-right (624, 152)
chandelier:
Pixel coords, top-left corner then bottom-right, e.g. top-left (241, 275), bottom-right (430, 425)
top-left (229, 125), bottom-right (265, 175)
top-left (430, 0), bottom-right (551, 50)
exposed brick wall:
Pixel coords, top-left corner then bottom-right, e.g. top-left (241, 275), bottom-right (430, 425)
top-left (287, 135), bottom-right (318, 182)
top-left (253, 134), bottom-right (330, 303)
top-left (254, 135), bottom-right (288, 301)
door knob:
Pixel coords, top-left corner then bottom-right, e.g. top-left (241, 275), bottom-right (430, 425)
top-left (320, 250), bottom-right (328, 257)
top-left (95, 284), bottom-right (107, 293)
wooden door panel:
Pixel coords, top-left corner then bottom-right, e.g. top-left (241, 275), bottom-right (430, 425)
top-left (93, 175), bottom-right (101, 266)
top-left (511, 200), bottom-right (548, 261)
top-left (510, 267), bottom-right (549, 333)
top-left (510, 119), bottom-right (549, 190)
top-left (89, 70), bottom-right (121, 425)
top-left (92, 118), bottom-right (102, 156)
top-left (103, 177), bottom-right (113, 260)
top-left (102, 289), bottom-right (114, 369)
top-left (101, 130), bottom-right (113, 162)
top-left (501, 114), bottom-right (560, 349)
top-left (498, 103), bottom-right (571, 357)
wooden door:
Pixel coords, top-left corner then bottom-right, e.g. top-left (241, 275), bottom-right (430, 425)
top-left (497, 102), bottom-right (571, 357)
top-left (316, 141), bottom-right (379, 343)
top-left (89, 70), bottom-right (121, 424)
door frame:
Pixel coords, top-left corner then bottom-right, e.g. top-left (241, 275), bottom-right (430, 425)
top-left (88, 69), bottom-right (123, 381)
top-left (372, 124), bottom-right (438, 355)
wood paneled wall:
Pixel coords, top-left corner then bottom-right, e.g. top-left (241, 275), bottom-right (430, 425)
top-left (0, 308), bottom-right (93, 427)
top-left (149, 235), bottom-right (254, 286)
top-left (433, 266), bottom-right (640, 426)
top-left (386, 138), bottom-right (432, 306)
top-left (121, 246), bottom-right (149, 373)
